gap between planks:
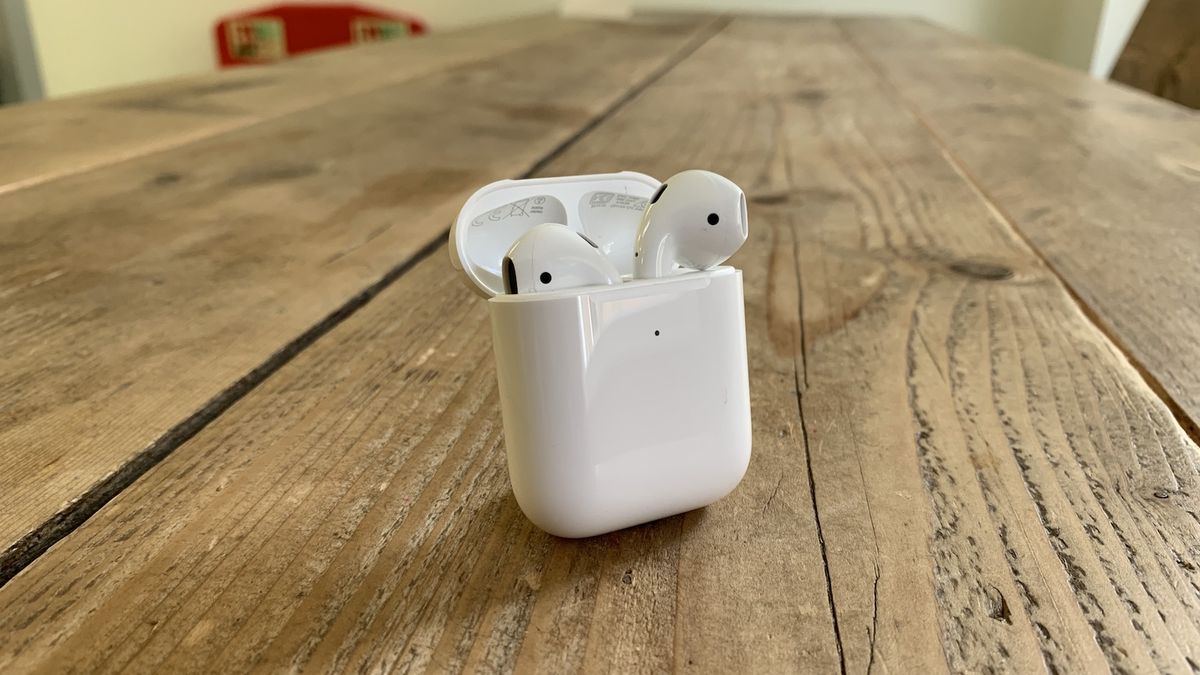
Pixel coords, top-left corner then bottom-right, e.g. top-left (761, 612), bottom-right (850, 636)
top-left (836, 18), bottom-right (1200, 453)
top-left (790, 218), bottom-right (849, 674)
top-left (0, 16), bottom-right (729, 590)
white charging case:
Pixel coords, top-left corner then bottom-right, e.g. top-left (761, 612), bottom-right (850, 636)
top-left (449, 172), bottom-right (752, 537)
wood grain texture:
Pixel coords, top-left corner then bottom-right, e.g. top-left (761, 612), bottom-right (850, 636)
top-left (1112, 0), bottom-right (1200, 108)
top-left (841, 17), bottom-right (1200, 442)
top-left (0, 16), bottom-right (585, 195)
top-left (740, 19), bottom-right (1198, 674)
top-left (3, 16), bottom-right (1199, 673)
top-left (0, 16), bottom-right (714, 582)
top-left (0, 17), bottom-right (847, 674)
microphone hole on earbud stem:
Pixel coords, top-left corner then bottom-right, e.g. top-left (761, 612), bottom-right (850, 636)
top-left (654, 330), bottom-right (660, 336)
top-left (540, 272), bottom-right (552, 284)
top-left (707, 213), bottom-right (719, 225)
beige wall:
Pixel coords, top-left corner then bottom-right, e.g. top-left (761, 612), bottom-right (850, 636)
top-left (0, 5), bottom-right (8, 102)
top-left (636, 0), bottom-right (1107, 71)
top-left (24, 0), bottom-right (556, 99)
top-left (1091, 0), bottom-right (1147, 77)
top-left (15, 0), bottom-right (1147, 100)
top-left (1, 0), bottom-right (42, 102)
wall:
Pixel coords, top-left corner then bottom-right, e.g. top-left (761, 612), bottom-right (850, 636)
top-left (0, 3), bottom-right (8, 102)
top-left (0, 0), bottom-right (42, 102)
top-left (10, 0), bottom-right (1153, 100)
top-left (636, 0), bottom-right (1108, 71)
top-left (22, 0), bottom-right (556, 99)
top-left (1091, 0), bottom-right (1148, 77)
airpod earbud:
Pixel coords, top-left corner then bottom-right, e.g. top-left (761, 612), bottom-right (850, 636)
top-left (502, 223), bottom-right (622, 294)
top-left (633, 170), bottom-right (748, 278)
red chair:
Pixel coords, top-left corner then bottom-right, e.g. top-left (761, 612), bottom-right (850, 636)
top-left (216, 3), bottom-right (426, 67)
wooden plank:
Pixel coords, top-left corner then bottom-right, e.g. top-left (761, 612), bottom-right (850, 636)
top-left (3, 15), bottom-right (1199, 673)
top-left (0, 16), bottom-right (715, 582)
top-left (0, 16), bottom-right (583, 195)
top-left (840, 17), bottom-right (1200, 441)
top-left (0, 17), bottom-right (844, 674)
top-left (797, 20), bottom-right (1200, 673)
top-left (1112, 0), bottom-right (1200, 109)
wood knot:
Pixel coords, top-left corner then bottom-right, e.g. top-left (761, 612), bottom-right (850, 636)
top-left (150, 171), bottom-right (183, 186)
top-left (751, 191), bottom-right (790, 205)
top-left (984, 584), bottom-right (1012, 624)
top-left (753, 187), bottom-right (850, 207)
top-left (948, 260), bottom-right (1013, 281)
top-left (226, 162), bottom-right (319, 188)
top-left (793, 88), bottom-right (828, 104)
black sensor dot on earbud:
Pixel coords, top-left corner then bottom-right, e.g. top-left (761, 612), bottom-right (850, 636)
top-left (707, 213), bottom-right (720, 225)
top-left (540, 272), bottom-right (552, 284)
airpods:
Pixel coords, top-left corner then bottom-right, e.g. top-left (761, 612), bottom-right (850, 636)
top-left (450, 172), bottom-right (752, 537)
top-left (502, 223), bottom-right (622, 294)
top-left (633, 170), bottom-right (748, 278)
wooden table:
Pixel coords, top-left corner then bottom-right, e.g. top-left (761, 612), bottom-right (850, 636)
top-left (2, 14), bottom-right (1199, 674)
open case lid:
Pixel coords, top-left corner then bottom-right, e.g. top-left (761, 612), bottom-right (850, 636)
top-left (449, 171), bottom-right (660, 298)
